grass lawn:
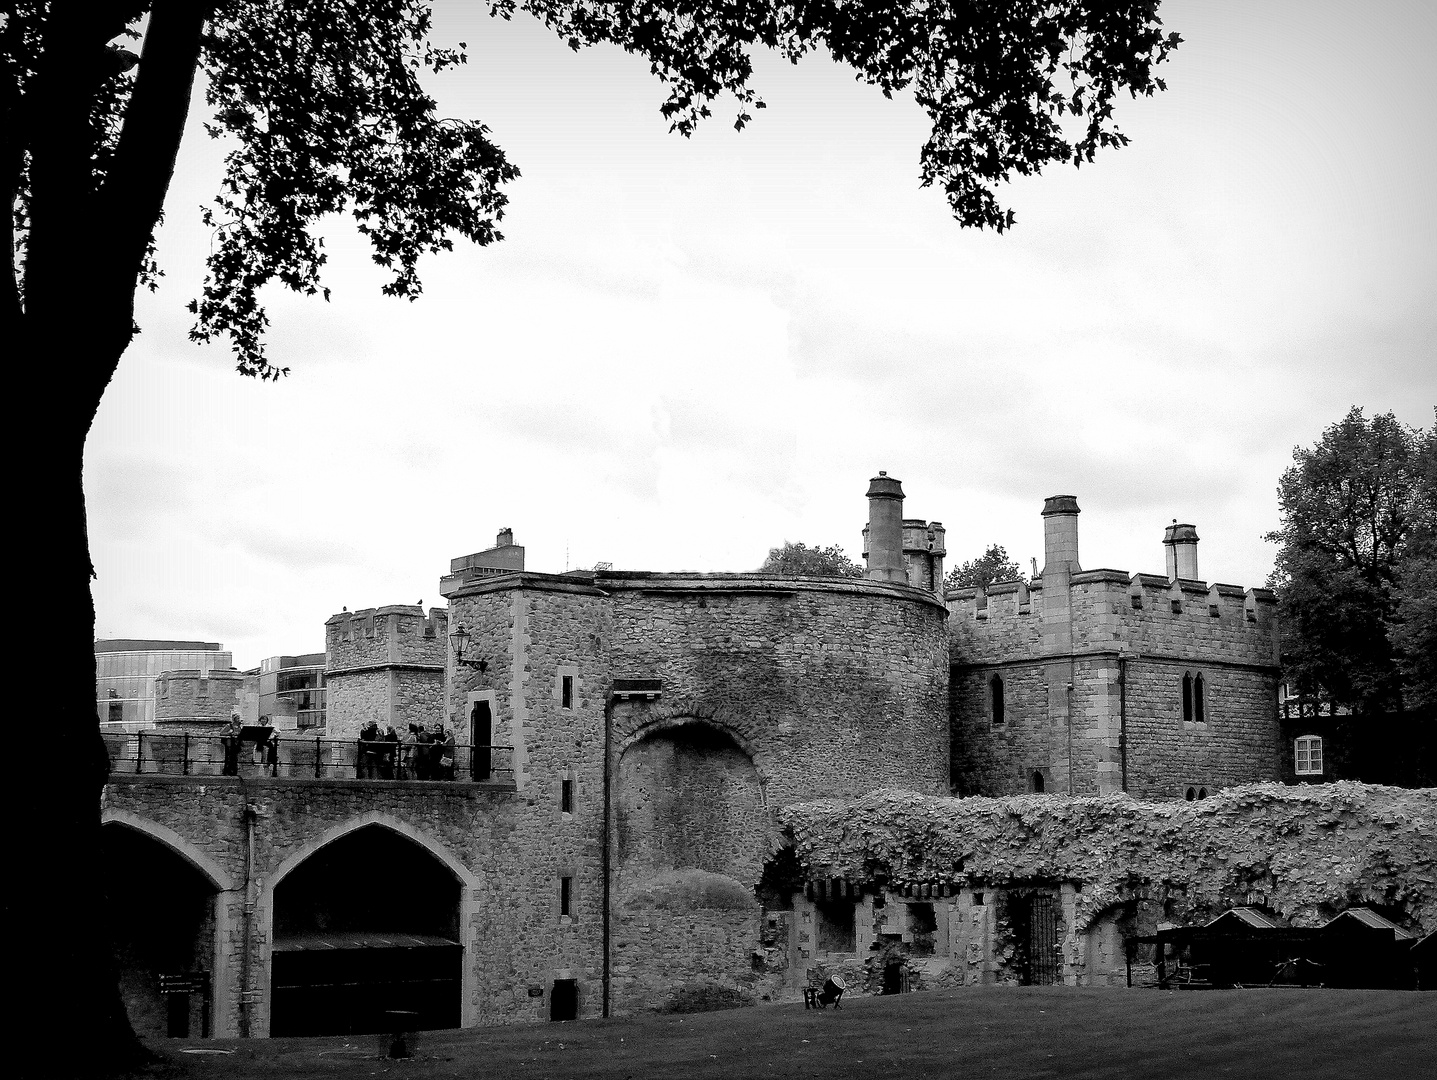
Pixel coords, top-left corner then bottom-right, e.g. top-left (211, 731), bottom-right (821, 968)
top-left (159, 988), bottom-right (1436, 1080)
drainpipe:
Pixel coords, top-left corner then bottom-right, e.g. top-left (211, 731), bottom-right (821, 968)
top-left (1118, 656), bottom-right (1129, 794)
top-left (601, 694), bottom-right (615, 1019)
top-left (239, 780), bottom-right (256, 1038)
top-left (1065, 680), bottom-right (1074, 796)
top-left (601, 679), bottom-right (663, 1020)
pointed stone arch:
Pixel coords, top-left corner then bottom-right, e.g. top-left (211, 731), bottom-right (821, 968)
top-left (617, 698), bottom-right (768, 793)
top-left (101, 808), bottom-right (236, 892)
top-left (254, 811), bottom-right (480, 1036)
top-left (100, 808), bottom-right (241, 1037)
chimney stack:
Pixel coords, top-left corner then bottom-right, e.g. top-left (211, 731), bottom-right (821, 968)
top-left (1163, 522), bottom-right (1200, 580)
top-left (865, 472), bottom-right (908, 584)
top-left (1041, 496), bottom-right (1081, 576)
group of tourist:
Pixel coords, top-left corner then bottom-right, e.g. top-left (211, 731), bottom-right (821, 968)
top-left (357, 721), bottom-right (459, 781)
top-left (213, 715), bottom-right (473, 780)
top-left (220, 714), bottom-right (277, 776)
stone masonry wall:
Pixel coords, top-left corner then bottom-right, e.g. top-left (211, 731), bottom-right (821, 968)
top-left (442, 579), bottom-right (614, 1019)
top-left (101, 771), bottom-right (657, 1035)
top-left (950, 570), bottom-right (1279, 799)
top-left (323, 670), bottom-right (389, 738)
top-left (326, 605), bottom-right (448, 671)
top-left (154, 670), bottom-right (245, 728)
top-left (1123, 660), bottom-right (1280, 799)
top-left (606, 575), bottom-right (951, 808)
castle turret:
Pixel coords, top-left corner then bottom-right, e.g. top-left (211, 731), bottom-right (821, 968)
top-left (1041, 495), bottom-right (1081, 576)
top-left (864, 472), bottom-right (908, 584)
top-left (1163, 522), bottom-right (1200, 580)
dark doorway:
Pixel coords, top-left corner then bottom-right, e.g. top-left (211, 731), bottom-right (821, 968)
top-left (271, 826), bottom-right (462, 1036)
top-left (102, 825), bottom-right (216, 1040)
top-left (471, 699), bottom-right (492, 781)
top-left (882, 961), bottom-right (905, 995)
top-left (1015, 893), bottom-right (1061, 985)
top-left (550, 979), bottom-right (578, 1021)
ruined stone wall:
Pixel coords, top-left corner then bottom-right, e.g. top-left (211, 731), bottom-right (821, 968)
top-left (612, 870), bottom-right (782, 1013)
top-left (783, 784), bottom-right (1437, 934)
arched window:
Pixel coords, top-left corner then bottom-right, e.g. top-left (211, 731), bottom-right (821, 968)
top-left (1294, 735), bottom-right (1323, 776)
top-left (1181, 672), bottom-right (1206, 724)
top-left (990, 674), bottom-right (1005, 726)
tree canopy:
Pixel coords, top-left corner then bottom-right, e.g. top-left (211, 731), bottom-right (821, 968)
top-left (5, 0), bottom-right (1181, 1067)
top-left (1266, 407), bottom-right (1437, 713)
top-left (945, 543), bottom-right (1027, 591)
top-left (759, 541), bottom-right (864, 578)
top-left (6, 0), bottom-right (1181, 377)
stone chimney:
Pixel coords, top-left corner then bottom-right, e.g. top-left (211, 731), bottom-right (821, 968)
top-left (865, 472), bottom-right (908, 584)
top-left (1041, 496), bottom-right (1081, 576)
top-left (496, 528), bottom-right (514, 547)
top-left (1163, 522), bottom-right (1200, 580)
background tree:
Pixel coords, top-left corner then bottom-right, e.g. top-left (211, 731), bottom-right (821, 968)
top-left (5, 0), bottom-right (1179, 1067)
top-left (1266, 407), bottom-right (1436, 713)
top-left (945, 543), bottom-right (1027, 591)
top-left (759, 541), bottom-right (864, 578)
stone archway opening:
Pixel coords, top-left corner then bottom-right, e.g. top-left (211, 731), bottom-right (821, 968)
top-left (102, 823), bottom-right (219, 1039)
top-left (616, 721), bottom-right (769, 890)
top-left (270, 825), bottom-right (461, 1037)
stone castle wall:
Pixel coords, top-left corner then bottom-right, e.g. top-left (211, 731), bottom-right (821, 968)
top-left (950, 568), bottom-right (1279, 798)
top-left (325, 605), bottom-right (447, 737)
top-left (153, 669), bottom-right (245, 729)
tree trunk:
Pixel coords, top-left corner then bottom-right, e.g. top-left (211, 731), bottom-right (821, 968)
top-left (13, 330), bottom-right (149, 1077)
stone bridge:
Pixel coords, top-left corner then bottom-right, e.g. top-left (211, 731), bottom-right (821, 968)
top-left (101, 774), bottom-right (527, 1040)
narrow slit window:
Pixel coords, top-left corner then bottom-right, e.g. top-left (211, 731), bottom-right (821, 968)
top-left (560, 876), bottom-right (573, 917)
top-left (1193, 673), bottom-right (1205, 723)
top-left (991, 674), bottom-right (1005, 726)
top-left (561, 674), bottom-right (574, 710)
top-left (1181, 673), bottom-right (1194, 723)
top-left (561, 776), bottom-right (574, 814)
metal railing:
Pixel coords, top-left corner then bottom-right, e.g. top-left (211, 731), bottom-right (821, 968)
top-left (101, 731), bottom-right (514, 783)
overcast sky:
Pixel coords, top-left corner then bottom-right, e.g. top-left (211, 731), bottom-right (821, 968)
top-left (85, 0), bottom-right (1436, 670)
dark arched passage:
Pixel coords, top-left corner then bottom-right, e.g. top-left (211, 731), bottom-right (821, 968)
top-left (270, 825), bottom-right (462, 1036)
top-left (102, 823), bottom-right (218, 1039)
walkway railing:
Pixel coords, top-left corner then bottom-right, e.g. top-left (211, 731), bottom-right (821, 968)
top-left (101, 731), bottom-right (515, 783)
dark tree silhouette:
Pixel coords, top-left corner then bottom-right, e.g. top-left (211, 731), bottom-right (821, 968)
top-left (759, 541), bottom-right (864, 578)
top-left (1267, 407), bottom-right (1436, 713)
top-left (945, 543), bottom-right (1027, 591)
top-left (4, 1), bottom-right (1178, 1068)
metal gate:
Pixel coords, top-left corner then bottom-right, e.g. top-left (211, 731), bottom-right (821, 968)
top-left (1025, 894), bottom-right (1061, 985)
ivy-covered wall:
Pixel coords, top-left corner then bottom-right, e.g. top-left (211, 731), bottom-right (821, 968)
top-left (781, 783), bottom-right (1437, 934)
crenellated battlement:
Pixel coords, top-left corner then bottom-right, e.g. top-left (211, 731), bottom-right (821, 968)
top-left (949, 568), bottom-right (1277, 668)
top-left (325, 604), bottom-right (448, 674)
top-left (947, 496), bottom-right (1281, 801)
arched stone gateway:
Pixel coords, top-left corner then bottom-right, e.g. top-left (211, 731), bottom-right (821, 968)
top-left (616, 718), bottom-right (771, 891)
top-left (613, 719), bottom-right (781, 1012)
top-left (100, 817), bottom-right (235, 1039)
top-left (258, 818), bottom-right (480, 1037)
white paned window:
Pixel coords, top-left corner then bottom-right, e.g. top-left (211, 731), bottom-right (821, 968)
top-left (1295, 735), bottom-right (1324, 776)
